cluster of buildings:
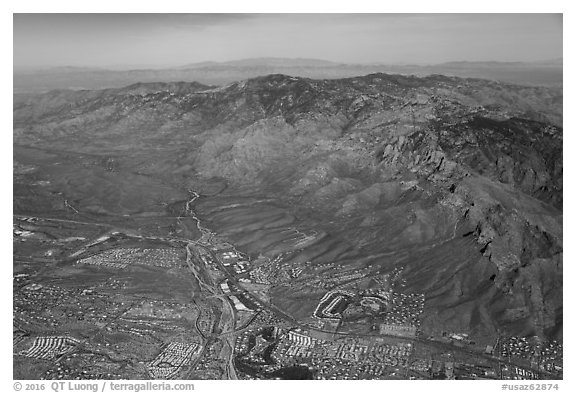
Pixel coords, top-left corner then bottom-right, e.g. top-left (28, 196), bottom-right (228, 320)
top-left (325, 340), bottom-right (412, 366)
top-left (358, 295), bottom-right (387, 312)
top-left (134, 248), bottom-right (184, 268)
top-left (499, 336), bottom-right (538, 361)
top-left (234, 331), bottom-right (254, 355)
top-left (96, 278), bottom-right (126, 291)
top-left (362, 341), bottom-right (413, 366)
top-left (40, 350), bottom-right (123, 380)
top-left (106, 317), bottom-right (160, 339)
top-left (279, 330), bottom-right (326, 358)
top-left (234, 325), bottom-right (285, 355)
top-left (293, 335), bottom-right (411, 378)
top-left (353, 363), bottom-right (396, 379)
top-left (309, 269), bottom-right (370, 290)
top-left (381, 291), bottom-right (425, 327)
top-left (18, 336), bottom-right (80, 360)
top-left (77, 247), bottom-right (184, 270)
top-left (15, 279), bottom-right (125, 330)
top-left (42, 364), bottom-right (113, 380)
top-left (388, 266), bottom-right (405, 283)
top-left (501, 365), bottom-right (539, 380)
top-left (191, 245), bottom-right (215, 267)
top-left (249, 255), bottom-right (283, 285)
top-left (243, 254), bottom-right (311, 287)
top-left (77, 258), bottom-right (128, 269)
top-left (148, 342), bottom-right (201, 379)
top-left (313, 358), bottom-right (358, 379)
top-left (310, 286), bottom-right (423, 338)
top-left (496, 337), bottom-right (562, 376)
top-left (124, 300), bottom-right (191, 320)
top-left (239, 326), bottom-right (415, 379)
top-left (408, 358), bottom-right (500, 380)
top-left (14, 283), bottom-right (70, 328)
top-left (540, 340), bottom-right (562, 374)
top-left (289, 266), bottom-right (305, 279)
top-left (193, 340), bottom-right (225, 377)
top-left (379, 324), bottom-right (418, 338)
top-left (219, 281), bottom-right (253, 311)
top-left (219, 251), bottom-right (251, 274)
top-left (251, 309), bottom-right (289, 328)
top-left (287, 330), bottom-right (317, 346)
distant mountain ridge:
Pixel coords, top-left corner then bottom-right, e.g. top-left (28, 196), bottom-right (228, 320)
top-left (176, 57), bottom-right (345, 69)
top-left (14, 58), bottom-right (563, 93)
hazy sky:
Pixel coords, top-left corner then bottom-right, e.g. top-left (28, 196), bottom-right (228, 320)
top-left (13, 13), bottom-right (563, 69)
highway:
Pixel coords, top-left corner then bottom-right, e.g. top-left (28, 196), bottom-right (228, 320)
top-left (180, 197), bottom-right (238, 380)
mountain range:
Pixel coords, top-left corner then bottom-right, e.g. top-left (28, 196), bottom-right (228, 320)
top-left (14, 71), bottom-right (563, 341)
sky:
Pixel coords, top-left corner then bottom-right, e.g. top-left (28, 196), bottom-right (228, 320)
top-left (13, 13), bottom-right (563, 69)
